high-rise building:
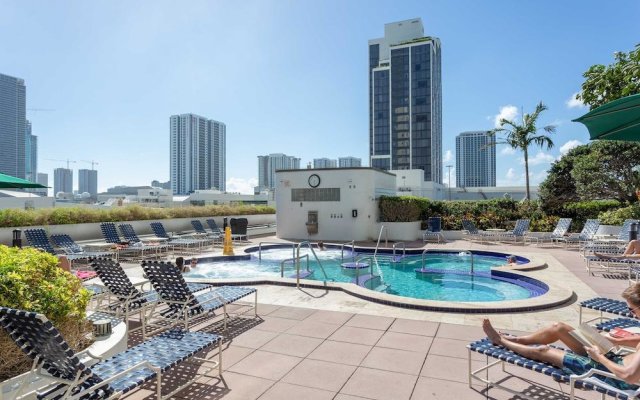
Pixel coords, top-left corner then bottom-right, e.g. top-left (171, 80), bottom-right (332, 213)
top-left (0, 73), bottom-right (26, 178)
top-left (53, 168), bottom-right (73, 195)
top-left (35, 172), bottom-right (48, 195)
top-left (170, 113), bottom-right (226, 195)
top-left (78, 169), bottom-right (98, 197)
top-left (338, 157), bottom-right (362, 168)
top-left (25, 120), bottom-right (38, 182)
top-left (313, 158), bottom-right (337, 168)
top-left (258, 153), bottom-right (300, 190)
top-left (368, 18), bottom-right (442, 183)
top-left (455, 131), bottom-right (496, 187)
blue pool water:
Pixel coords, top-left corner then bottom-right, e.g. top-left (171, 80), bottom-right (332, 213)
top-left (187, 247), bottom-right (544, 302)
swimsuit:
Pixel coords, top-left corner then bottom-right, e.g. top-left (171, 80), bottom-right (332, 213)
top-left (562, 353), bottom-right (639, 391)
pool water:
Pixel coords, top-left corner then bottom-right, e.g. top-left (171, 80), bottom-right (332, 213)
top-left (187, 248), bottom-right (538, 302)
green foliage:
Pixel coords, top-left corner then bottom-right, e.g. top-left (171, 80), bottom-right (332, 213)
top-left (578, 44), bottom-right (640, 110)
top-left (0, 246), bottom-right (90, 322)
top-left (488, 102), bottom-right (556, 200)
top-left (562, 200), bottom-right (621, 231)
top-left (540, 141), bottom-right (640, 209)
top-left (598, 204), bottom-right (640, 225)
top-left (378, 196), bottom-right (422, 222)
top-left (0, 204), bottom-right (275, 228)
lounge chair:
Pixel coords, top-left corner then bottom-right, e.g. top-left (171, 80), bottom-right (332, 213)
top-left (111, 223), bottom-right (167, 260)
top-left (556, 219), bottom-right (600, 248)
top-left (468, 337), bottom-right (640, 400)
top-left (525, 218), bottom-right (572, 246)
top-left (461, 219), bottom-right (495, 242)
top-left (191, 220), bottom-right (222, 245)
top-left (50, 233), bottom-right (115, 259)
top-left (24, 229), bottom-right (96, 277)
top-left (142, 260), bottom-right (257, 330)
top-left (579, 297), bottom-right (635, 324)
top-left (229, 218), bottom-right (249, 241)
top-left (422, 216), bottom-right (445, 243)
top-left (0, 306), bottom-right (222, 400)
top-left (150, 221), bottom-right (207, 252)
top-left (206, 218), bottom-right (223, 235)
top-left (582, 219), bottom-right (638, 256)
top-left (91, 258), bottom-right (211, 339)
top-left (498, 219), bottom-right (530, 243)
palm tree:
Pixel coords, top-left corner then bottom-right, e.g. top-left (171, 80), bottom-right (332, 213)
top-left (489, 102), bottom-right (556, 201)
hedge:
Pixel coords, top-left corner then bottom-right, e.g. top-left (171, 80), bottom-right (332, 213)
top-left (0, 204), bottom-right (275, 228)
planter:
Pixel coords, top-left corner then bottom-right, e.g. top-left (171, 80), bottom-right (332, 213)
top-left (377, 221), bottom-right (421, 241)
top-left (0, 214), bottom-right (276, 246)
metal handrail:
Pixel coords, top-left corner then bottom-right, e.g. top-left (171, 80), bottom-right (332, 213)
top-left (280, 254), bottom-right (309, 279)
top-left (258, 241), bottom-right (295, 261)
top-left (461, 250), bottom-right (475, 274)
top-left (354, 255), bottom-right (375, 286)
top-left (392, 242), bottom-right (406, 259)
top-left (296, 241), bottom-right (328, 286)
top-left (372, 226), bottom-right (387, 284)
top-left (421, 249), bottom-right (430, 270)
top-left (340, 240), bottom-right (355, 263)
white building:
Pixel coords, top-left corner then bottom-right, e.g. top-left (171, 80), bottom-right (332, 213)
top-left (0, 190), bottom-right (54, 210)
top-left (97, 187), bottom-right (173, 207)
top-left (258, 153), bottom-right (300, 190)
top-left (275, 168), bottom-right (396, 241)
top-left (456, 131), bottom-right (496, 187)
top-left (313, 158), bottom-right (337, 169)
top-left (170, 113), bottom-right (226, 194)
top-left (338, 157), bottom-right (362, 168)
top-left (181, 189), bottom-right (274, 207)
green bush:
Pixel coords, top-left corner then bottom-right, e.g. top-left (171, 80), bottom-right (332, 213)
top-left (598, 204), bottom-right (640, 225)
top-left (0, 204), bottom-right (275, 228)
top-left (379, 196), bottom-right (422, 222)
top-left (0, 246), bottom-right (92, 379)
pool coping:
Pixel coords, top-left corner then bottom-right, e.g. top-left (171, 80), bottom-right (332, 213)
top-left (187, 246), bottom-right (573, 313)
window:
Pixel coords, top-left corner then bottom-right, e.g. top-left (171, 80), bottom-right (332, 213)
top-left (291, 188), bottom-right (340, 202)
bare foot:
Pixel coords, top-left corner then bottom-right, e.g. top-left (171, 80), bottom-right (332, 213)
top-left (483, 319), bottom-right (504, 345)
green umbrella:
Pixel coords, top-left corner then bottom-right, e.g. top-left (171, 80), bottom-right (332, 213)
top-left (0, 172), bottom-right (48, 189)
top-left (573, 94), bottom-right (640, 141)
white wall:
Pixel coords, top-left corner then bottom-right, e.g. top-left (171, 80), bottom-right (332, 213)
top-left (275, 168), bottom-right (396, 241)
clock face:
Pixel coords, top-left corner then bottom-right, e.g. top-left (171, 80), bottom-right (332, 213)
top-left (308, 174), bottom-right (321, 188)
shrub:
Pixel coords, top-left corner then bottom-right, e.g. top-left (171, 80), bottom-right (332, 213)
top-left (599, 204), bottom-right (640, 225)
top-left (0, 204), bottom-right (276, 228)
top-left (379, 196), bottom-right (422, 222)
top-left (0, 246), bottom-right (92, 380)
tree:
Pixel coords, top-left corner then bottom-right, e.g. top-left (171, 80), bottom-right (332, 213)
top-left (578, 44), bottom-right (640, 109)
top-left (539, 141), bottom-right (640, 207)
top-left (488, 102), bottom-right (556, 201)
top-left (572, 141), bottom-right (640, 203)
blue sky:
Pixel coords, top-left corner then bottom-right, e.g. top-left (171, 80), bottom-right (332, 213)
top-left (1, 0), bottom-right (638, 194)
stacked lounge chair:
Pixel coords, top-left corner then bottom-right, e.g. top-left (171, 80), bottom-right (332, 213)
top-left (230, 218), bottom-right (249, 241)
top-left (0, 306), bottom-right (222, 399)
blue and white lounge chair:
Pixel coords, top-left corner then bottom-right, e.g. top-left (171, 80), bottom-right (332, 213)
top-left (142, 260), bottom-right (258, 330)
top-left (498, 219), bottom-right (530, 243)
top-left (557, 219), bottom-right (600, 248)
top-left (468, 337), bottom-right (640, 400)
top-left (24, 229), bottom-right (94, 268)
top-left (50, 234), bottom-right (115, 259)
top-left (422, 216), bottom-right (445, 243)
top-left (206, 219), bottom-right (223, 235)
top-left (0, 306), bottom-right (222, 400)
top-left (525, 218), bottom-right (572, 246)
top-left (150, 221), bottom-right (207, 252)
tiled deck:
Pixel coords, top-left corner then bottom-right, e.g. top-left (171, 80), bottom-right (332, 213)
top-left (119, 237), bottom-right (629, 399)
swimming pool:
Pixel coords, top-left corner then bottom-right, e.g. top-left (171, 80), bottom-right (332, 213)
top-left (187, 246), bottom-right (548, 302)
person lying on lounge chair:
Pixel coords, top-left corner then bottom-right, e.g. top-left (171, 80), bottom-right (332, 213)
top-left (482, 283), bottom-right (640, 391)
top-left (595, 239), bottom-right (640, 260)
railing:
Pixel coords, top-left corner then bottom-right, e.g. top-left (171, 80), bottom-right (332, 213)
top-left (353, 255), bottom-right (376, 286)
top-left (371, 226), bottom-right (387, 287)
top-left (258, 241), bottom-right (295, 261)
top-left (461, 250), bottom-right (475, 274)
top-left (392, 242), bottom-right (406, 259)
top-left (421, 249), bottom-right (430, 270)
top-left (296, 241), bottom-right (328, 287)
top-left (340, 240), bottom-right (356, 263)
top-left (280, 254), bottom-right (310, 278)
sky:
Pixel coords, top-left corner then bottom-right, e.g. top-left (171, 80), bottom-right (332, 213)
top-left (1, 0), bottom-right (638, 194)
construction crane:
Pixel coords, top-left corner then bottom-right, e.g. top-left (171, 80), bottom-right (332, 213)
top-left (45, 159), bottom-right (76, 169)
top-left (80, 160), bottom-right (99, 170)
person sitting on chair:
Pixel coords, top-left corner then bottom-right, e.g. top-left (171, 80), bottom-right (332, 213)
top-left (482, 283), bottom-right (640, 391)
top-left (595, 239), bottom-right (640, 260)
top-left (175, 256), bottom-right (190, 273)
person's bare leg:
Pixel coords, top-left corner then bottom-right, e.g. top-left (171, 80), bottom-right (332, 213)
top-left (486, 319), bottom-right (586, 355)
top-left (628, 240), bottom-right (640, 255)
top-left (483, 319), bottom-right (571, 365)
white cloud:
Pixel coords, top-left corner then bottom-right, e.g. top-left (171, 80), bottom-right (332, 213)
top-left (225, 177), bottom-right (258, 194)
top-left (494, 105), bottom-right (518, 128)
top-left (500, 147), bottom-right (516, 155)
top-left (443, 149), bottom-right (453, 162)
top-left (506, 168), bottom-right (516, 180)
top-left (526, 151), bottom-right (556, 166)
top-left (566, 92), bottom-right (586, 109)
top-left (444, 166), bottom-right (456, 188)
top-left (560, 139), bottom-right (583, 155)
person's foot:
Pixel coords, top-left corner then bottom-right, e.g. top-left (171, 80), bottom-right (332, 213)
top-left (483, 319), bottom-right (504, 345)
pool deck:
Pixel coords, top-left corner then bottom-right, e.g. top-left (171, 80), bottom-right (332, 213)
top-left (117, 236), bottom-right (626, 400)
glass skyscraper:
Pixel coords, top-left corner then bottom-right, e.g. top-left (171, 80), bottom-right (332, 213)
top-left (0, 73), bottom-right (26, 178)
top-left (170, 113), bottom-right (226, 195)
top-left (25, 120), bottom-right (38, 182)
top-left (455, 131), bottom-right (496, 187)
top-left (369, 18), bottom-right (442, 183)
top-left (313, 158), bottom-right (337, 168)
top-left (258, 153), bottom-right (300, 190)
top-left (338, 157), bottom-right (362, 168)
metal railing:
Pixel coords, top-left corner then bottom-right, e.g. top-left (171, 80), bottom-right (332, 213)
top-left (340, 240), bottom-right (356, 263)
top-left (296, 241), bottom-right (328, 287)
top-left (353, 255), bottom-right (375, 286)
top-left (461, 250), bottom-right (475, 274)
top-left (280, 254), bottom-right (310, 278)
top-left (420, 249), bottom-right (430, 270)
top-left (258, 241), bottom-right (295, 261)
top-left (371, 226), bottom-right (387, 287)
top-left (392, 242), bottom-right (406, 259)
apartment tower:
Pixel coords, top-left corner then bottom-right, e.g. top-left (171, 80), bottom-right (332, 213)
top-left (0, 73), bottom-right (26, 178)
top-left (455, 131), bottom-right (496, 187)
top-left (170, 113), bottom-right (226, 195)
top-left (258, 153), bottom-right (300, 190)
top-left (78, 169), bottom-right (98, 197)
top-left (368, 18), bottom-right (442, 183)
